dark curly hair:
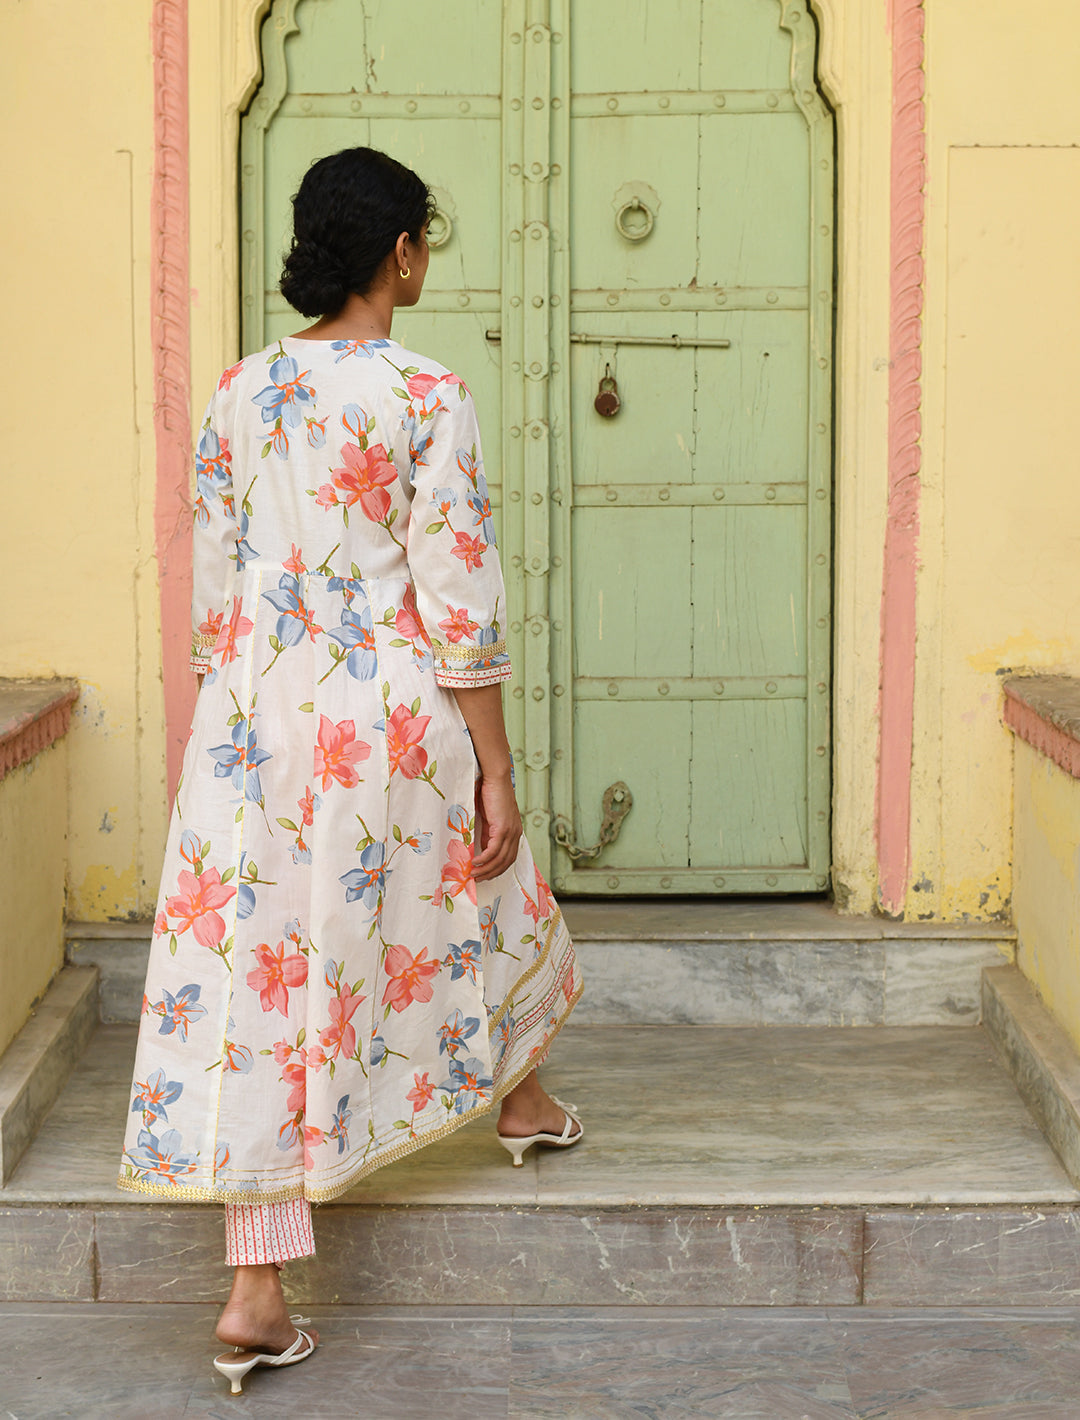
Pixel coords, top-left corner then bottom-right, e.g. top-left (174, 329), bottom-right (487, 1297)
top-left (279, 147), bottom-right (436, 318)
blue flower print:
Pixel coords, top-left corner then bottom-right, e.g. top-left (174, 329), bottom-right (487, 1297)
top-left (215, 1142), bottom-right (231, 1173)
top-left (208, 718), bottom-right (271, 802)
top-left (331, 339), bottom-right (391, 362)
top-left (432, 486), bottom-right (458, 511)
top-left (369, 1034), bottom-right (387, 1068)
top-left (234, 506), bottom-right (259, 568)
top-left (437, 1008), bottom-right (480, 1057)
top-left (466, 475), bottom-right (496, 546)
top-left (130, 1067), bottom-right (183, 1125)
top-left (326, 573), bottom-right (365, 605)
top-left (223, 1040), bottom-right (254, 1073)
top-left (126, 1126), bottom-right (198, 1181)
top-left (340, 841), bottom-right (385, 910)
top-left (439, 1056), bottom-right (493, 1114)
top-left (157, 984), bottom-right (208, 1041)
top-left (262, 573), bottom-right (320, 648)
top-left (479, 896), bottom-right (502, 952)
top-left (329, 1094), bottom-right (352, 1154)
top-left (252, 355), bottom-right (314, 429)
top-left (328, 602), bottom-right (377, 681)
top-left (445, 939), bottom-right (482, 985)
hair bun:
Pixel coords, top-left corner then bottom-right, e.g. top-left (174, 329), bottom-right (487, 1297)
top-left (280, 239), bottom-right (350, 319)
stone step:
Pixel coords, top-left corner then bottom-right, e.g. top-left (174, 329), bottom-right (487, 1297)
top-left (4, 1020), bottom-right (1079, 1307)
top-left (66, 901), bottom-right (1016, 1026)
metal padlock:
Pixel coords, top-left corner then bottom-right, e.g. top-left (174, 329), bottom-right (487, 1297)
top-left (594, 372), bottom-right (621, 417)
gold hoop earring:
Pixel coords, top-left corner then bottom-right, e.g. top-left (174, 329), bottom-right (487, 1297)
top-left (399, 265), bottom-right (411, 279)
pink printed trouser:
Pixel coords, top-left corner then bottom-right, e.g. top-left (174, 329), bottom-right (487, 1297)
top-left (224, 1199), bottom-right (316, 1266)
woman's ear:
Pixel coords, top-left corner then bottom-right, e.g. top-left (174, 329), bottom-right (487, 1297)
top-left (395, 231), bottom-right (411, 271)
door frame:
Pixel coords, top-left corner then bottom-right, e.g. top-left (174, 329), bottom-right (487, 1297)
top-left (181, 0), bottom-right (909, 916)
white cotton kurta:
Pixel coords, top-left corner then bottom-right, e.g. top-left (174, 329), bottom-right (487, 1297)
top-left (118, 336), bottom-right (580, 1205)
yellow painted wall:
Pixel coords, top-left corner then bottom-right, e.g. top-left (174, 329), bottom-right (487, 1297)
top-left (0, 0), bottom-right (166, 922)
top-left (911, 6), bottom-right (1080, 921)
top-left (1013, 740), bottom-right (1080, 1055)
top-left (5, 0), bottom-right (1080, 937)
top-left (0, 747), bottom-right (69, 1057)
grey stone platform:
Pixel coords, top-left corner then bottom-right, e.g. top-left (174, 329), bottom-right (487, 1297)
top-left (5, 1021), bottom-right (1080, 1308)
top-left (5, 1302), bottom-right (1080, 1419)
top-left (67, 900), bottom-right (1016, 1027)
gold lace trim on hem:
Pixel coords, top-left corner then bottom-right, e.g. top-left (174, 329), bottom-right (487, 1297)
top-left (431, 637), bottom-right (507, 664)
top-left (113, 978), bottom-right (583, 1208)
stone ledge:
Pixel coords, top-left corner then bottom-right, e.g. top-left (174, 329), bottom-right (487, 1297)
top-left (5, 1202), bottom-right (1080, 1307)
top-left (0, 677), bottom-right (79, 782)
top-left (0, 967), bottom-right (98, 1184)
top-left (982, 964), bottom-right (1080, 1188)
top-left (1004, 673), bottom-right (1080, 779)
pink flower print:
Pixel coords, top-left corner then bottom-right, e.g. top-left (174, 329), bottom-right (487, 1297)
top-left (314, 715), bottom-right (371, 790)
top-left (318, 984), bottom-right (366, 1062)
top-left (303, 1125), bottom-right (326, 1169)
top-left (298, 786), bottom-right (316, 827)
top-left (438, 605), bottom-right (480, 644)
top-left (395, 583), bottom-right (431, 646)
top-left (381, 943), bottom-right (440, 1013)
top-left (534, 868), bottom-right (555, 919)
top-left (521, 886), bottom-right (540, 928)
top-left (405, 370), bottom-right (467, 405)
top-left (272, 1039), bottom-right (293, 1066)
top-left (213, 597), bottom-right (254, 664)
top-left (441, 840), bottom-right (476, 905)
top-left (246, 939), bottom-right (309, 1016)
top-left (164, 867), bottom-right (236, 949)
top-left (284, 543), bottom-right (306, 575)
top-left (386, 704), bottom-right (431, 779)
top-left (451, 532), bottom-right (486, 572)
top-left (406, 1072), bottom-right (435, 1112)
top-left (321, 441), bottom-right (398, 522)
top-left (282, 1059), bottom-right (306, 1113)
top-left (305, 1043), bottom-right (327, 1072)
top-left (153, 911), bottom-right (168, 938)
top-left (197, 609), bottom-right (224, 644)
top-left (217, 360), bottom-right (244, 391)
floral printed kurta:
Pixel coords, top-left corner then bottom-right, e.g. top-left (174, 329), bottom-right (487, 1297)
top-left (118, 337), bottom-right (580, 1204)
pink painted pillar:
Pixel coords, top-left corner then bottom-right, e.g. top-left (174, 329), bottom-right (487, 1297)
top-left (151, 0), bottom-right (195, 803)
top-left (876, 0), bottom-right (926, 916)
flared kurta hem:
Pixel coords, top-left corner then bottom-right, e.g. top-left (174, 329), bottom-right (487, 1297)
top-left (116, 976), bottom-right (582, 1206)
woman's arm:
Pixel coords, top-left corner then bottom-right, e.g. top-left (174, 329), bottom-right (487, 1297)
top-left (451, 684), bottom-right (522, 882)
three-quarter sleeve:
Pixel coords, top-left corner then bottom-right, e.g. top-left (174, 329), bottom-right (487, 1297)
top-left (403, 378), bottom-right (513, 689)
top-left (190, 400), bottom-right (239, 674)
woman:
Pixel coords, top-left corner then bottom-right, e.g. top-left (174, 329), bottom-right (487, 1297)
top-left (118, 146), bottom-right (582, 1392)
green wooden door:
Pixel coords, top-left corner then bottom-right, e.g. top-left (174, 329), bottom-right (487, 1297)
top-left (241, 0), bottom-right (833, 897)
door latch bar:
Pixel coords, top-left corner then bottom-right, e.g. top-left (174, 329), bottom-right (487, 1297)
top-left (485, 331), bottom-right (731, 349)
top-left (552, 782), bottom-right (634, 862)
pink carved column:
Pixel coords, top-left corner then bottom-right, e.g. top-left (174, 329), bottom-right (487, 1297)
top-left (152, 0), bottom-right (195, 802)
top-left (877, 0), bottom-right (926, 915)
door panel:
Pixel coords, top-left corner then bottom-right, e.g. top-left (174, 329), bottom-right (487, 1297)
top-left (574, 703), bottom-right (692, 872)
top-left (689, 700), bottom-right (809, 869)
top-left (548, 0), bottom-right (833, 893)
top-left (243, 0), bottom-right (834, 896)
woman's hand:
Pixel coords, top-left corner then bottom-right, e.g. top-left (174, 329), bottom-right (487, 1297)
top-left (472, 769), bottom-right (523, 881)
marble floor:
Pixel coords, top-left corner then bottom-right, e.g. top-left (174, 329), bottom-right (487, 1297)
top-left (2, 1302), bottom-right (1079, 1418)
top-left (6, 1022), bottom-right (1076, 1207)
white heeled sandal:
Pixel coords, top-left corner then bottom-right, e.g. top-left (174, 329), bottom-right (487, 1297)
top-left (213, 1315), bottom-right (317, 1394)
top-left (497, 1096), bottom-right (583, 1167)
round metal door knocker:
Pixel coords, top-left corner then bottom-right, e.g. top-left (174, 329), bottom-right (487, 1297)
top-left (594, 367), bottom-right (621, 417)
top-left (615, 197), bottom-right (655, 242)
top-left (426, 207), bottom-right (453, 248)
